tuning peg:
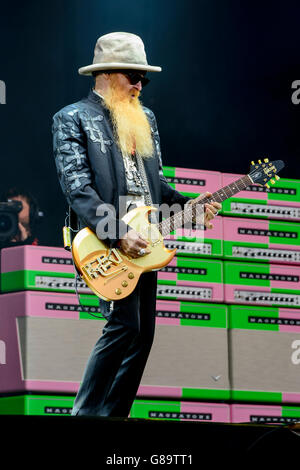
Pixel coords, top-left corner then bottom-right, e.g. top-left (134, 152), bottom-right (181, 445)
top-left (264, 158), bottom-right (269, 163)
top-left (265, 183), bottom-right (270, 189)
top-left (270, 179), bottom-right (275, 184)
top-left (258, 159), bottom-right (262, 164)
top-left (251, 161), bottom-right (255, 165)
top-left (275, 175), bottom-right (280, 180)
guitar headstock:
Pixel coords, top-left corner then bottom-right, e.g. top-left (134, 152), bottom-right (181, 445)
top-left (248, 159), bottom-right (285, 189)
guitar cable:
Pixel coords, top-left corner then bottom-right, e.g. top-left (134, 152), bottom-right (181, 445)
top-left (64, 209), bottom-right (104, 320)
top-left (73, 271), bottom-right (104, 320)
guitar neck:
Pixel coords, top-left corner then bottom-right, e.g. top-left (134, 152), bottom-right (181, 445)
top-left (158, 174), bottom-right (253, 237)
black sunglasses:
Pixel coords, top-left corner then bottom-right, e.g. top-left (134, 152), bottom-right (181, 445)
top-left (105, 69), bottom-right (150, 87)
top-left (124, 71), bottom-right (150, 87)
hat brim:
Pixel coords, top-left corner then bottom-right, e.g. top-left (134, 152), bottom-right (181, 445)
top-left (78, 62), bottom-right (162, 75)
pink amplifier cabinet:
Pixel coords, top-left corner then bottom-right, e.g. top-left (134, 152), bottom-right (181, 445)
top-left (0, 245), bottom-right (91, 294)
top-left (221, 173), bottom-right (300, 221)
top-left (231, 404), bottom-right (300, 425)
top-left (164, 217), bottom-right (223, 258)
top-left (223, 217), bottom-right (300, 265)
top-left (0, 291), bottom-right (106, 394)
top-left (157, 256), bottom-right (224, 302)
top-left (138, 300), bottom-right (229, 400)
top-left (163, 166), bottom-right (222, 197)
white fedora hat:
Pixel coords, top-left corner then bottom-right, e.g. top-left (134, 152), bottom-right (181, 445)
top-left (78, 32), bottom-right (162, 75)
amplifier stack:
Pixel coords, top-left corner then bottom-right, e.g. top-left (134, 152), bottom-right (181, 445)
top-left (1, 166), bottom-right (300, 425)
top-left (219, 172), bottom-right (300, 420)
top-left (134, 167), bottom-right (300, 422)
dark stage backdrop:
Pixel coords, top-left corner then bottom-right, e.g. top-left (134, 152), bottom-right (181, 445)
top-left (0, 0), bottom-right (299, 246)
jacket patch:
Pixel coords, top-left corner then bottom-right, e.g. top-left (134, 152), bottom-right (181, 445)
top-left (81, 112), bottom-right (112, 153)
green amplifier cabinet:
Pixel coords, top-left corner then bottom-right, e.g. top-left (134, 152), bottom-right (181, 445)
top-left (0, 395), bottom-right (75, 415)
top-left (164, 217), bottom-right (223, 259)
top-left (157, 257), bottom-right (223, 303)
top-left (224, 260), bottom-right (300, 308)
top-left (0, 245), bottom-right (91, 294)
top-left (228, 305), bottom-right (300, 404)
top-left (223, 217), bottom-right (300, 264)
top-left (221, 173), bottom-right (300, 222)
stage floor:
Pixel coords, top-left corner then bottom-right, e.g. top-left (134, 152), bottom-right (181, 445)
top-left (1, 415), bottom-right (299, 465)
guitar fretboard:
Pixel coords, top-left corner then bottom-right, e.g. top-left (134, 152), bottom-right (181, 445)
top-left (157, 174), bottom-right (253, 237)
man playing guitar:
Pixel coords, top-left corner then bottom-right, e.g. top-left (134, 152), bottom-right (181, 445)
top-left (52, 32), bottom-right (220, 417)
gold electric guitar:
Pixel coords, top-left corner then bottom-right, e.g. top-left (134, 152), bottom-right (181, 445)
top-left (71, 159), bottom-right (284, 301)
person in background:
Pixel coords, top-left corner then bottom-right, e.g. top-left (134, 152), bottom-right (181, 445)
top-left (2, 187), bottom-right (40, 245)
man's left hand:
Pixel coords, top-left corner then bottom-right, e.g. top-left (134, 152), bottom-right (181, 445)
top-left (190, 191), bottom-right (221, 229)
top-left (203, 192), bottom-right (221, 229)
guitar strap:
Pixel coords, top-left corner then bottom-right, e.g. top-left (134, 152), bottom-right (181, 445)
top-left (135, 152), bottom-right (158, 223)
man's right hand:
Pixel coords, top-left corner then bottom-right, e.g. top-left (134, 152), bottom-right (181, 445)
top-left (120, 228), bottom-right (151, 258)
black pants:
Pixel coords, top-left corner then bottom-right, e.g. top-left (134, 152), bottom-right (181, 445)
top-left (71, 271), bottom-right (157, 417)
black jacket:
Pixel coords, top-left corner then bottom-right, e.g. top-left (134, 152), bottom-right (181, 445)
top-left (52, 89), bottom-right (189, 247)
